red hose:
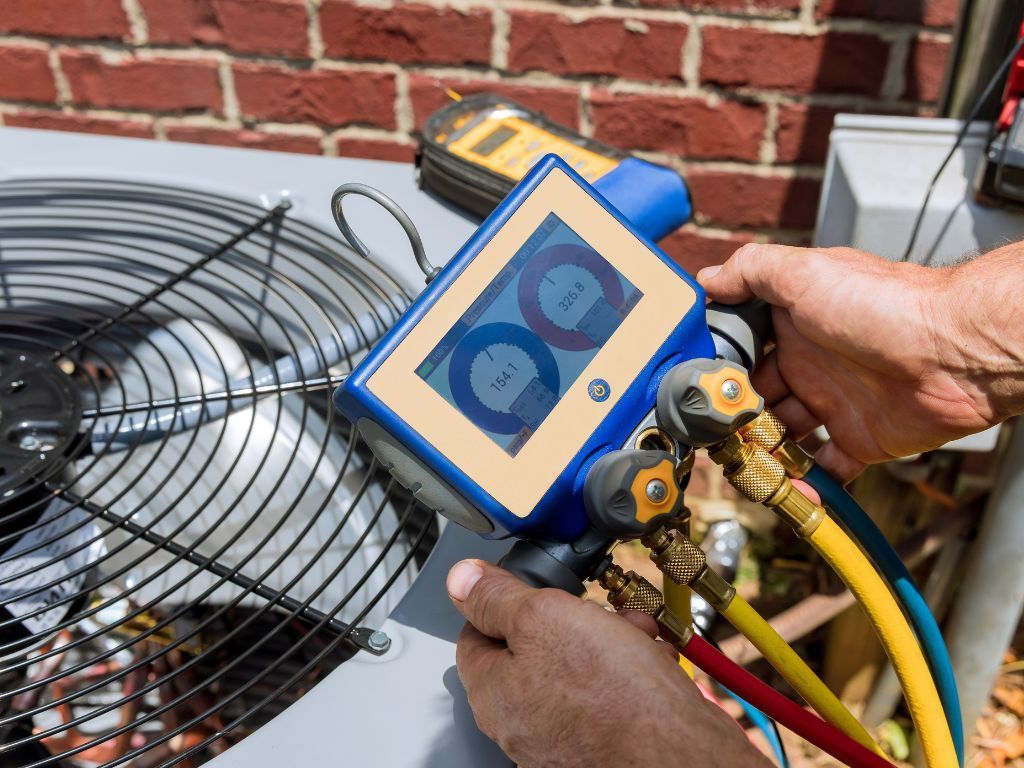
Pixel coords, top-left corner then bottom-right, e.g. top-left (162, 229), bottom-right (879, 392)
top-left (681, 634), bottom-right (893, 768)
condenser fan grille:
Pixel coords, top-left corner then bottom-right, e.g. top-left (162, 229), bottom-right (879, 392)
top-left (0, 178), bottom-right (435, 767)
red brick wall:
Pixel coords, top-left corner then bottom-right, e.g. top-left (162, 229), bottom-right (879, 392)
top-left (0, 0), bottom-right (955, 271)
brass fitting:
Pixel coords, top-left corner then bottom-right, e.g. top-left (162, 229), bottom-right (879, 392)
top-left (708, 433), bottom-right (824, 538)
top-left (766, 477), bottom-right (826, 537)
top-left (599, 563), bottom-right (665, 616)
top-left (655, 606), bottom-right (694, 653)
top-left (738, 408), bottom-right (787, 453)
top-left (709, 434), bottom-right (787, 503)
top-left (772, 438), bottom-right (814, 479)
top-left (643, 528), bottom-right (706, 585)
top-left (598, 563), bottom-right (693, 652)
top-left (641, 528), bottom-right (737, 612)
top-left (692, 567), bottom-right (737, 612)
top-left (735, 407), bottom-right (814, 480)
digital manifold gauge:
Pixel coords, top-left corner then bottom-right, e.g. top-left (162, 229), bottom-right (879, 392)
top-left (335, 155), bottom-right (766, 549)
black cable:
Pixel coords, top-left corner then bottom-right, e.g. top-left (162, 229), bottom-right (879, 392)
top-left (901, 35), bottom-right (1024, 262)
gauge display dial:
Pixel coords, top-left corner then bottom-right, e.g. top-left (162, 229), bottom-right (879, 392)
top-left (416, 212), bottom-right (642, 457)
top-left (448, 323), bottom-right (559, 439)
top-left (519, 244), bottom-right (628, 351)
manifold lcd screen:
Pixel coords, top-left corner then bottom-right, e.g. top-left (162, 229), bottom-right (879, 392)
top-left (415, 212), bottom-right (642, 457)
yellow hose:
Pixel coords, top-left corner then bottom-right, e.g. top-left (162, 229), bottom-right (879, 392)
top-left (664, 578), bottom-right (695, 678)
top-left (721, 594), bottom-right (884, 756)
top-left (809, 516), bottom-right (958, 768)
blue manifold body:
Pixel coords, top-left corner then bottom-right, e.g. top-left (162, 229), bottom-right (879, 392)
top-left (335, 155), bottom-right (713, 542)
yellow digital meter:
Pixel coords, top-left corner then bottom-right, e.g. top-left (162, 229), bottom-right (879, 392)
top-left (445, 113), bottom-right (619, 185)
top-left (417, 93), bottom-right (692, 243)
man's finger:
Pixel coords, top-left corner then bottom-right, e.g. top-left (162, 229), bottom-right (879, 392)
top-left (773, 395), bottom-right (823, 440)
top-left (697, 243), bottom-right (808, 308)
top-left (792, 478), bottom-right (821, 506)
top-left (455, 622), bottom-right (507, 692)
top-left (617, 610), bottom-right (659, 639)
top-left (446, 559), bottom-right (538, 641)
top-left (815, 440), bottom-right (867, 484)
top-left (750, 350), bottom-right (790, 407)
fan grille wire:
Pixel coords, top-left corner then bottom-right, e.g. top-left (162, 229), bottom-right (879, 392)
top-left (0, 178), bottom-right (437, 767)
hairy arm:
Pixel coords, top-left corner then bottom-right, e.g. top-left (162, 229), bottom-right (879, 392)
top-left (697, 243), bottom-right (1024, 480)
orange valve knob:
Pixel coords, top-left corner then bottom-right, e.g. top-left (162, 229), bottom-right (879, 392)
top-left (656, 358), bottom-right (764, 448)
top-left (583, 449), bottom-right (685, 540)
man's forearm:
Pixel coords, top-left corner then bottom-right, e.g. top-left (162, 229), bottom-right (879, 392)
top-left (936, 244), bottom-right (1024, 423)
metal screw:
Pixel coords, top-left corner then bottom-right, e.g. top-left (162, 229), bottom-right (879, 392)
top-left (19, 435), bottom-right (41, 452)
top-left (646, 479), bottom-right (668, 503)
top-left (367, 630), bottom-right (391, 653)
top-left (721, 379), bottom-right (742, 402)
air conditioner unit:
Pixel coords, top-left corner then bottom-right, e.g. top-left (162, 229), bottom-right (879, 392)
top-left (0, 126), bottom-right (513, 768)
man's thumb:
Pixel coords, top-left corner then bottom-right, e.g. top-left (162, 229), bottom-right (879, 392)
top-left (447, 559), bottom-right (536, 641)
top-left (697, 243), bottom-right (801, 307)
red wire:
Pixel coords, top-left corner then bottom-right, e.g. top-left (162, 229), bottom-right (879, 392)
top-left (680, 634), bottom-right (894, 768)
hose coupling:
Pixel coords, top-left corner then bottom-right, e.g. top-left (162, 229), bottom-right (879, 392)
top-left (599, 563), bottom-right (665, 616)
top-left (641, 529), bottom-right (737, 611)
top-left (734, 407), bottom-right (814, 479)
top-left (766, 477), bottom-right (826, 538)
top-left (708, 433), bottom-right (824, 537)
top-left (656, 605), bottom-right (694, 653)
top-left (708, 433), bottom-right (787, 503)
top-left (598, 563), bottom-right (694, 652)
top-left (737, 408), bottom-right (787, 453)
top-left (693, 566), bottom-right (737, 612)
top-left (643, 528), bottom-right (706, 585)
top-left (772, 438), bottom-right (815, 479)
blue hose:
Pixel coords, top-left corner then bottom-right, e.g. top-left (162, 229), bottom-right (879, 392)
top-left (804, 463), bottom-right (964, 766)
top-left (724, 688), bottom-right (790, 767)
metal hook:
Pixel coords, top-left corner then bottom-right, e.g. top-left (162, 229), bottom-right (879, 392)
top-left (331, 183), bottom-right (440, 283)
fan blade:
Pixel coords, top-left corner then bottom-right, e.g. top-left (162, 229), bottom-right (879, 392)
top-left (87, 320), bottom-right (376, 454)
top-left (58, 490), bottom-right (388, 655)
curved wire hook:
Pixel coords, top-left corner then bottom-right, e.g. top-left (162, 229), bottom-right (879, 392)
top-left (331, 183), bottom-right (440, 283)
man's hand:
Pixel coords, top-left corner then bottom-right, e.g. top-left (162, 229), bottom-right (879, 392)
top-left (699, 244), bottom-right (1018, 480)
top-left (447, 559), bottom-right (770, 768)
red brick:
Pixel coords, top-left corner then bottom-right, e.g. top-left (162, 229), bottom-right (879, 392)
top-left (335, 137), bottom-right (416, 163)
top-left (701, 27), bottom-right (889, 96)
top-left (590, 91), bottom-right (765, 161)
top-left (321, 1), bottom-right (491, 66)
top-left (817, 0), bottom-right (958, 27)
top-left (905, 37), bottom-right (951, 102)
top-left (630, 0), bottom-right (799, 10)
top-left (775, 104), bottom-right (838, 164)
top-left (165, 125), bottom-right (322, 154)
top-left (688, 170), bottom-right (822, 229)
top-left (61, 52), bottom-right (222, 113)
top-left (658, 226), bottom-right (752, 275)
top-left (139, 0), bottom-right (221, 45)
top-left (141, 0), bottom-right (309, 57)
top-left (2, 108), bottom-right (155, 138)
top-left (233, 63), bottom-right (396, 128)
top-left (508, 11), bottom-right (686, 81)
top-left (409, 75), bottom-right (581, 130)
top-left (0, 46), bottom-right (56, 104)
top-left (0, 0), bottom-right (129, 40)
